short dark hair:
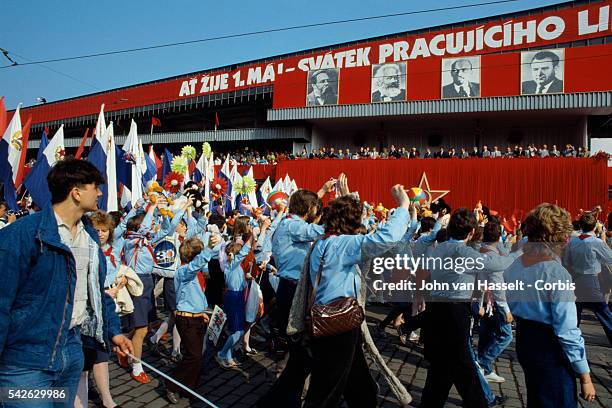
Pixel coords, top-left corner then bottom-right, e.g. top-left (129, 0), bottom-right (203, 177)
top-left (420, 217), bottom-right (436, 233)
top-left (579, 212), bottom-right (597, 232)
top-left (288, 189), bottom-right (319, 217)
top-left (531, 51), bottom-right (560, 66)
top-left (108, 211), bottom-right (123, 228)
top-left (47, 157), bottom-right (105, 204)
top-left (435, 228), bottom-right (449, 243)
top-left (447, 208), bottom-right (477, 240)
top-left (208, 213), bottom-right (226, 230)
top-left (324, 196), bottom-right (364, 236)
top-left (126, 213), bottom-right (145, 232)
top-left (483, 216), bottom-right (502, 243)
top-left (0, 201), bottom-right (7, 211)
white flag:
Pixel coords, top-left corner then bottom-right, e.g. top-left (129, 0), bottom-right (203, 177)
top-left (260, 177), bottom-right (272, 199)
top-left (43, 125), bottom-right (65, 167)
top-left (1, 105), bottom-right (22, 184)
top-left (246, 167), bottom-right (258, 208)
top-left (95, 104), bottom-right (106, 144)
top-left (104, 123), bottom-right (118, 211)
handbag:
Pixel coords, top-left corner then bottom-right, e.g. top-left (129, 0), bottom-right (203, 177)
top-left (308, 239), bottom-right (364, 338)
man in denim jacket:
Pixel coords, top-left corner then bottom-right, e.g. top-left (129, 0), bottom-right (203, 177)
top-left (0, 158), bottom-right (133, 407)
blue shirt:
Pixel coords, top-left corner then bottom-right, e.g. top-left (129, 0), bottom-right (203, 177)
top-left (224, 244), bottom-right (251, 291)
top-left (504, 256), bottom-right (589, 374)
top-left (174, 247), bottom-right (214, 313)
top-left (476, 243), bottom-right (514, 314)
top-left (309, 207), bottom-right (409, 305)
top-left (273, 215), bottom-right (324, 281)
top-left (412, 219), bottom-right (444, 259)
top-left (430, 239), bottom-right (519, 300)
top-left (102, 243), bottom-right (122, 288)
top-left (255, 215), bottom-right (283, 264)
top-left (185, 212), bottom-right (208, 239)
top-left (123, 209), bottom-right (184, 275)
top-left (563, 232), bottom-right (612, 275)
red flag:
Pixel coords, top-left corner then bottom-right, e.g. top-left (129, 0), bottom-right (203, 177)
top-left (188, 158), bottom-right (196, 177)
top-left (75, 128), bottom-right (90, 159)
top-left (0, 97), bottom-right (6, 136)
top-left (151, 117), bottom-right (161, 127)
top-left (15, 115), bottom-right (32, 189)
top-left (148, 145), bottom-right (162, 180)
top-left (215, 112), bottom-right (219, 130)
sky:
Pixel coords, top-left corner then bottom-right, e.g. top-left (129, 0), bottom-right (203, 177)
top-left (1, 0), bottom-right (568, 109)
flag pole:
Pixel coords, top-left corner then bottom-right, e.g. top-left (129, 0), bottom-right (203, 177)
top-left (150, 123), bottom-right (154, 147)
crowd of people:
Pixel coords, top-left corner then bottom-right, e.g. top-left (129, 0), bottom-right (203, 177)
top-left (0, 157), bottom-right (611, 408)
top-left (298, 143), bottom-right (592, 160)
top-left (172, 143), bottom-right (592, 166)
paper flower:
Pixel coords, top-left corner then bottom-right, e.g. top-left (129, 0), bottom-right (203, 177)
top-left (181, 145), bottom-right (196, 160)
top-left (210, 177), bottom-right (228, 199)
top-left (202, 142), bottom-right (212, 159)
top-left (171, 155), bottom-right (188, 175)
top-left (242, 176), bottom-right (257, 194)
top-left (163, 172), bottom-right (184, 194)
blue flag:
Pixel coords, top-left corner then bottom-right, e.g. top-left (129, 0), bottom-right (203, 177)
top-left (36, 129), bottom-right (49, 162)
top-left (0, 134), bottom-right (18, 211)
top-left (161, 149), bottom-right (173, 182)
top-left (115, 144), bottom-right (132, 188)
top-left (87, 138), bottom-right (109, 210)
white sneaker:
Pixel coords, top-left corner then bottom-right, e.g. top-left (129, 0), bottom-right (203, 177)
top-left (484, 371), bottom-right (506, 383)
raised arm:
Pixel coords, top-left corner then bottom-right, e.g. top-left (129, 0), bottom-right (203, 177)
top-left (175, 235), bottom-right (220, 282)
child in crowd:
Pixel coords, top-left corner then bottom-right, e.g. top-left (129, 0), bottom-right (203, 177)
top-left (216, 236), bottom-right (253, 368)
top-left (165, 235), bottom-right (219, 404)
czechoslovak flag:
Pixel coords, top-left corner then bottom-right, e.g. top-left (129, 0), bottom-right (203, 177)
top-left (23, 125), bottom-right (65, 208)
top-left (1, 105), bottom-right (23, 185)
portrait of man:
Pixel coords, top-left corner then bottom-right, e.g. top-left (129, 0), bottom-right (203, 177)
top-left (371, 63), bottom-right (406, 103)
top-left (521, 49), bottom-right (564, 95)
top-left (306, 68), bottom-right (339, 106)
top-left (442, 57), bottom-right (481, 98)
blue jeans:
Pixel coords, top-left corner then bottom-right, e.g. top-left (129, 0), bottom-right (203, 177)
top-left (478, 308), bottom-right (513, 374)
top-left (0, 328), bottom-right (83, 408)
top-left (469, 337), bottom-right (495, 405)
top-left (575, 274), bottom-right (612, 346)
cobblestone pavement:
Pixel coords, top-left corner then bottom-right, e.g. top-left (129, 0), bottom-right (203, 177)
top-left (89, 307), bottom-right (611, 407)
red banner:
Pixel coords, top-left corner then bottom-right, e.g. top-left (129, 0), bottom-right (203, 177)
top-left (16, 1), bottom-right (612, 124)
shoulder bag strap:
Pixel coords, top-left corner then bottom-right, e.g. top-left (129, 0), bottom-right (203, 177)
top-left (309, 239), bottom-right (328, 307)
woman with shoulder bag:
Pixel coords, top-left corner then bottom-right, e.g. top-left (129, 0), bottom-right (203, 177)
top-left (304, 176), bottom-right (413, 408)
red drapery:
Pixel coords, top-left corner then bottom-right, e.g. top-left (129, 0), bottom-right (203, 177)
top-left (213, 164), bottom-right (276, 180)
top-left (275, 158), bottom-right (608, 219)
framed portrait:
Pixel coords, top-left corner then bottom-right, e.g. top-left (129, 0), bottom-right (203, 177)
top-left (371, 62), bottom-right (407, 103)
top-left (441, 56), bottom-right (481, 99)
top-left (306, 68), bottom-right (339, 106)
top-left (520, 49), bottom-right (564, 95)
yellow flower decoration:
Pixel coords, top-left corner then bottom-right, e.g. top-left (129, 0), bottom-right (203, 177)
top-left (202, 142), bottom-right (212, 159)
top-left (181, 145), bottom-right (196, 160)
top-left (171, 155), bottom-right (188, 175)
top-left (240, 176), bottom-right (257, 194)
